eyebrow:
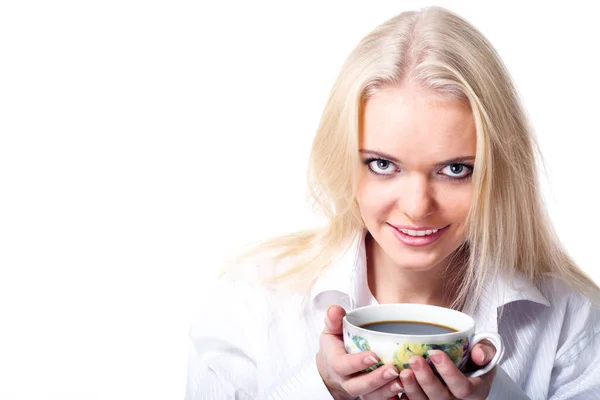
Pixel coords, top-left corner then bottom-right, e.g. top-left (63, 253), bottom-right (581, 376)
top-left (359, 149), bottom-right (476, 166)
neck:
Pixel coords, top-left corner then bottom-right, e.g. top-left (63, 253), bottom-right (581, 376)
top-left (366, 235), bottom-right (465, 308)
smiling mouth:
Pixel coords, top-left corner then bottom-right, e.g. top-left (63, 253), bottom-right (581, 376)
top-left (387, 223), bottom-right (450, 246)
top-left (388, 224), bottom-right (450, 236)
top-left (397, 228), bottom-right (440, 237)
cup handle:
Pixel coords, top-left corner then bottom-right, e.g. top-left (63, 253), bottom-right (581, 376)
top-left (463, 331), bottom-right (504, 378)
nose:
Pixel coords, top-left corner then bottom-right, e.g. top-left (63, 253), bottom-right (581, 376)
top-left (399, 175), bottom-right (437, 221)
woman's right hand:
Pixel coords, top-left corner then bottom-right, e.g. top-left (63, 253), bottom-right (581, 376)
top-left (316, 305), bottom-right (404, 400)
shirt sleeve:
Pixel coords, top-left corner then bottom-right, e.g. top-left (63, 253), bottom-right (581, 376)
top-left (488, 367), bottom-right (531, 400)
top-left (184, 278), bottom-right (335, 400)
top-left (548, 332), bottom-right (600, 399)
top-left (260, 361), bottom-right (336, 399)
top-left (185, 334), bottom-right (257, 400)
top-left (547, 298), bottom-right (600, 399)
top-left (184, 278), bottom-right (260, 400)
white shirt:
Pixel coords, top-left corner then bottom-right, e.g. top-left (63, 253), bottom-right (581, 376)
top-left (185, 234), bottom-right (600, 399)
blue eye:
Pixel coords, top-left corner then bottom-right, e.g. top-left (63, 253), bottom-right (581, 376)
top-left (366, 159), bottom-right (397, 175)
top-left (439, 163), bottom-right (473, 179)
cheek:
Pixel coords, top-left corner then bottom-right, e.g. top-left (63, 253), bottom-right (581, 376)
top-left (356, 179), bottom-right (396, 219)
top-left (438, 187), bottom-right (473, 222)
top-left (356, 192), bottom-right (380, 225)
top-left (355, 187), bottom-right (375, 219)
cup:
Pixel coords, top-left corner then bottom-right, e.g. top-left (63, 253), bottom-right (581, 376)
top-left (342, 303), bottom-right (503, 378)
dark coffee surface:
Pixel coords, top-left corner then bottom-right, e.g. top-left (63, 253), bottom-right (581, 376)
top-left (360, 320), bottom-right (457, 335)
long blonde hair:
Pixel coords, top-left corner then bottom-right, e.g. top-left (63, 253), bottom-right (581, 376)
top-left (223, 6), bottom-right (600, 311)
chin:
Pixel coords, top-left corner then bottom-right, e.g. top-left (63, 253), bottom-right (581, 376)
top-left (390, 254), bottom-right (446, 272)
top-left (382, 237), bottom-right (456, 272)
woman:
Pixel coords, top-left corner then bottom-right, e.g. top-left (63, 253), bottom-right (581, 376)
top-left (186, 6), bottom-right (600, 399)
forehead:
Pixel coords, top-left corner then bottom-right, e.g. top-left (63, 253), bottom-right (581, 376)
top-left (360, 85), bottom-right (476, 163)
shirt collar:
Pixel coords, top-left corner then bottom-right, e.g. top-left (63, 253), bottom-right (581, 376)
top-left (473, 270), bottom-right (550, 331)
top-left (309, 230), bottom-right (370, 311)
top-left (309, 233), bottom-right (551, 330)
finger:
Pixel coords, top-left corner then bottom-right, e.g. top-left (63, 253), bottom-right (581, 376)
top-left (471, 340), bottom-right (496, 366)
top-left (328, 351), bottom-right (382, 376)
top-left (323, 305), bottom-right (346, 335)
top-left (399, 368), bottom-right (428, 400)
top-left (342, 365), bottom-right (400, 398)
top-left (408, 355), bottom-right (452, 399)
top-left (319, 306), bottom-right (358, 363)
top-left (361, 377), bottom-right (404, 400)
top-left (428, 350), bottom-right (474, 399)
top-left (319, 305), bottom-right (349, 359)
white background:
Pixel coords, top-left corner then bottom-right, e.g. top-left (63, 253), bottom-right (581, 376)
top-left (1, 1), bottom-right (598, 399)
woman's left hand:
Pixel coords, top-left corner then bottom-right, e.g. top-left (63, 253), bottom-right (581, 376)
top-left (400, 341), bottom-right (497, 399)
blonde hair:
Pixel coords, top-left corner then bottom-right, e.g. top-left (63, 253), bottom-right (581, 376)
top-left (223, 6), bottom-right (600, 311)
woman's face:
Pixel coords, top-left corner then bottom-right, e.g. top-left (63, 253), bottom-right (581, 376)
top-left (357, 84), bottom-right (476, 272)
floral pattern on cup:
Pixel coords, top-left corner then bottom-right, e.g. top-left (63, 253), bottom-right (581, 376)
top-left (393, 339), bottom-right (469, 371)
top-left (347, 334), bottom-right (469, 373)
top-left (346, 334), bottom-right (384, 371)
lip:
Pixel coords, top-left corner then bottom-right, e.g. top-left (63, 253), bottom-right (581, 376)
top-left (388, 223), bottom-right (449, 247)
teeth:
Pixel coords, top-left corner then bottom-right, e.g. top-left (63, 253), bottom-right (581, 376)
top-left (399, 228), bottom-right (440, 237)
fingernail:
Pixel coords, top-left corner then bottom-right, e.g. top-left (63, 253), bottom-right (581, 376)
top-left (427, 350), bottom-right (443, 364)
top-left (326, 306), bottom-right (335, 320)
top-left (400, 370), bottom-right (413, 383)
top-left (383, 368), bottom-right (399, 379)
top-left (364, 355), bottom-right (379, 365)
top-left (391, 381), bottom-right (403, 393)
top-left (480, 350), bottom-right (487, 364)
top-left (408, 357), bottom-right (421, 371)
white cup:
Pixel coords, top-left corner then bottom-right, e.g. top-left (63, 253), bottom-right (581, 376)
top-left (343, 303), bottom-right (504, 378)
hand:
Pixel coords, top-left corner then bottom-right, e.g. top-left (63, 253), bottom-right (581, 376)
top-left (399, 341), bottom-right (497, 399)
top-left (316, 305), bottom-right (404, 400)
